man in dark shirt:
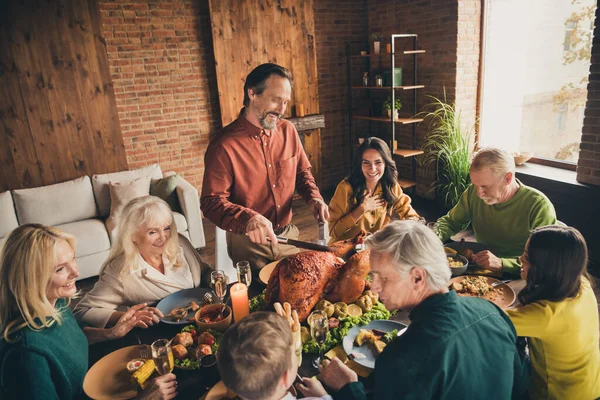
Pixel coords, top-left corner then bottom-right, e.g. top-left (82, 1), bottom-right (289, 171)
top-left (201, 63), bottom-right (328, 270)
top-left (318, 221), bottom-right (529, 399)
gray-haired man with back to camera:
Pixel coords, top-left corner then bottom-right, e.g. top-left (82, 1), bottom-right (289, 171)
top-left (318, 221), bottom-right (529, 399)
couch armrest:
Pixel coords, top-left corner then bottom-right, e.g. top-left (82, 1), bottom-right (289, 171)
top-left (167, 172), bottom-right (206, 248)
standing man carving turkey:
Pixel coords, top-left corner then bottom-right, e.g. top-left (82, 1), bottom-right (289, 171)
top-left (201, 63), bottom-right (329, 271)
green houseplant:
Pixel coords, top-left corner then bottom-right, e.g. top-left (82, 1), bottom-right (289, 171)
top-left (383, 97), bottom-right (402, 120)
top-left (419, 94), bottom-right (476, 209)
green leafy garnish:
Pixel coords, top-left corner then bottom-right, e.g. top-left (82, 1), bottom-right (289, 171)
top-left (302, 301), bottom-right (392, 354)
top-left (383, 329), bottom-right (399, 344)
top-left (249, 290), bottom-right (266, 313)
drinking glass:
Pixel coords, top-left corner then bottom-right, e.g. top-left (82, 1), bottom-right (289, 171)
top-left (211, 270), bottom-right (229, 304)
top-left (307, 310), bottom-right (329, 368)
top-left (236, 261), bottom-right (252, 287)
top-left (426, 222), bottom-right (440, 237)
top-left (151, 339), bottom-right (174, 375)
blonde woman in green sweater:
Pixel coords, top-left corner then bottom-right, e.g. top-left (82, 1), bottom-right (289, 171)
top-left (506, 226), bottom-right (600, 399)
top-left (0, 224), bottom-right (177, 400)
top-left (436, 147), bottom-right (556, 276)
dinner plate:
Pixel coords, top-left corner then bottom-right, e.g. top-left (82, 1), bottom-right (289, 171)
top-left (342, 320), bottom-right (407, 370)
top-left (156, 286), bottom-right (212, 325)
top-left (448, 275), bottom-right (516, 308)
top-left (258, 260), bottom-right (280, 285)
top-left (83, 345), bottom-right (142, 400)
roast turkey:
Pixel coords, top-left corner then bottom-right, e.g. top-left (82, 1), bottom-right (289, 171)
top-left (265, 232), bottom-right (370, 322)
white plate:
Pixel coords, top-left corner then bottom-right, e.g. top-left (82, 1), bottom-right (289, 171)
top-left (342, 320), bottom-right (407, 369)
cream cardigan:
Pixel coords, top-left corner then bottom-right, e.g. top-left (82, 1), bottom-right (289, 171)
top-left (73, 234), bottom-right (211, 328)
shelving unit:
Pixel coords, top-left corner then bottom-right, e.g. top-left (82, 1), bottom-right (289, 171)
top-left (346, 34), bottom-right (426, 190)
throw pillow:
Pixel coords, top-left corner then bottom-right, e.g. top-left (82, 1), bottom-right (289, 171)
top-left (105, 176), bottom-right (152, 233)
top-left (150, 175), bottom-right (181, 212)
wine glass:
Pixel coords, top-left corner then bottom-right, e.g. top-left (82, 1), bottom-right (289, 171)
top-left (236, 261), bottom-right (252, 287)
top-left (307, 310), bottom-right (329, 368)
top-left (151, 339), bottom-right (174, 375)
top-left (211, 270), bottom-right (229, 304)
top-left (426, 221), bottom-right (440, 237)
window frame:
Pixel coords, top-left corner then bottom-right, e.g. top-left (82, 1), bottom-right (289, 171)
top-left (477, 0), bottom-right (586, 172)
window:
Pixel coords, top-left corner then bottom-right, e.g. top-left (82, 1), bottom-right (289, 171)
top-left (480, 0), bottom-right (596, 167)
top-left (564, 21), bottom-right (576, 52)
top-left (556, 104), bottom-right (567, 132)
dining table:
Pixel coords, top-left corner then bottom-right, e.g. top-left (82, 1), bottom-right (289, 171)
top-left (83, 271), bottom-right (527, 399)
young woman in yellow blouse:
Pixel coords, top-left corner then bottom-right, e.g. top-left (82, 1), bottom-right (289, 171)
top-left (328, 137), bottom-right (419, 243)
top-left (506, 225), bottom-right (600, 400)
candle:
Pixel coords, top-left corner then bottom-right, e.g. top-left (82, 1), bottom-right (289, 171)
top-left (297, 103), bottom-right (305, 117)
top-left (230, 283), bottom-right (250, 322)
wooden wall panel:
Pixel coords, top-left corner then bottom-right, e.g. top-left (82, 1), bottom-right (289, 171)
top-left (0, 0), bottom-right (127, 192)
top-left (208, 0), bottom-right (321, 184)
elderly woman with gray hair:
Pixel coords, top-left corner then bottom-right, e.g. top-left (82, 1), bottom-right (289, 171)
top-left (318, 221), bottom-right (529, 399)
top-left (74, 196), bottom-right (212, 329)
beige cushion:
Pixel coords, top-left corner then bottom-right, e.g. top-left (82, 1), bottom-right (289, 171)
top-left (105, 176), bottom-right (151, 234)
top-left (172, 211), bottom-right (188, 233)
top-left (55, 219), bottom-right (111, 257)
top-left (12, 176), bottom-right (97, 226)
top-left (92, 164), bottom-right (163, 217)
top-left (0, 191), bottom-right (18, 239)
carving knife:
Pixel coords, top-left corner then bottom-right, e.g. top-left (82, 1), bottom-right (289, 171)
top-left (318, 221), bottom-right (327, 245)
top-left (276, 236), bottom-right (333, 252)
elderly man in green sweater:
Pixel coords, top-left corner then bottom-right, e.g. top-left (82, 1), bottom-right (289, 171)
top-left (318, 221), bottom-right (529, 399)
top-left (436, 147), bottom-right (556, 276)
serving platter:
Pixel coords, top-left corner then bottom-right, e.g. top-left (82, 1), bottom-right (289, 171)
top-left (258, 260), bottom-right (280, 285)
top-left (156, 286), bottom-right (212, 325)
top-left (342, 320), bottom-right (407, 370)
top-left (448, 275), bottom-right (515, 308)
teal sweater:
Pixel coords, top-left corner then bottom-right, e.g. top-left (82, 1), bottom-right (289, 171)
top-left (437, 179), bottom-right (556, 275)
top-left (336, 291), bottom-right (529, 400)
top-left (0, 299), bottom-right (88, 399)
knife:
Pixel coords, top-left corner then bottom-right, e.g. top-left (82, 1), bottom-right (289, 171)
top-left (276, 236), bottom-right (334, 252)
top-left (318, 221), bottom-right (327, 245)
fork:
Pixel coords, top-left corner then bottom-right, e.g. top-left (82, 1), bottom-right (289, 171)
top-left (492, 280), bottom-right (512, 287)
top-left (135, 333), bottom-right (150, 359)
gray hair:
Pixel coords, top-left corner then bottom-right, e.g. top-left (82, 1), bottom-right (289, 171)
top-left (103, 196), bottom-right (182, 276)
top-left (470, 147), bottom-right (515, 177)
top-left (365, 220), bottom-right (450, 291)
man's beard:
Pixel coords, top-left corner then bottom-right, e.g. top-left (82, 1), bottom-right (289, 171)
top-left (259, 112), bottom-right (281, 130)
top-left (481, 197), bottom-right (498, 205)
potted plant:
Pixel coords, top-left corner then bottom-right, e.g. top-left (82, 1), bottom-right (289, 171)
top-left (419, 93), bottom-right (477, 209)
top-left (371, 33), bottom-right (381, 55)
top-left (383, 97), bottom-right (402, 120)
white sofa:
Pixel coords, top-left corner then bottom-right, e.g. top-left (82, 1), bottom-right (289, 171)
top-left (0, 164), bottom-right (205, 280)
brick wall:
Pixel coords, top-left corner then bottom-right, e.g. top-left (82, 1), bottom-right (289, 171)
top-left (98, 0), bottom-right (221, 189)
top-left (367, 0), bottom-right (465, 198)
top-left (314, 0), bottom-right (368, 190)
top-left (97, 0), bottom-right (480, 196)
top-left (577, 6), bottom-right (600, 186)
